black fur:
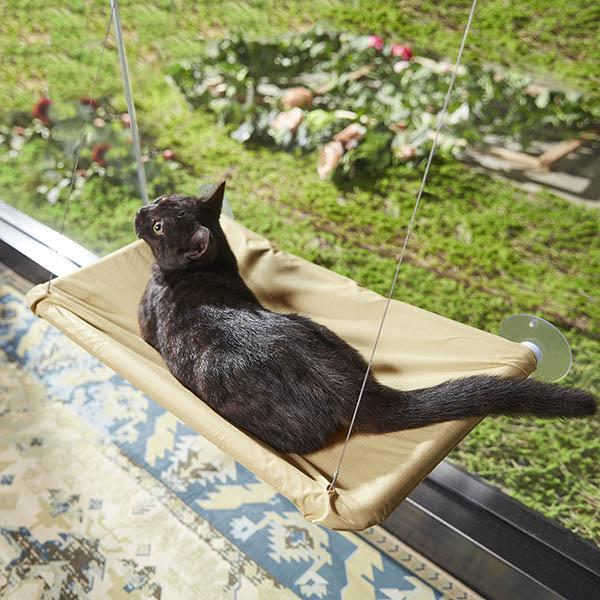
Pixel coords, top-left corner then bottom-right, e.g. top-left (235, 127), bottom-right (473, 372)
top-left (135, 183), bottom-right (597, 454)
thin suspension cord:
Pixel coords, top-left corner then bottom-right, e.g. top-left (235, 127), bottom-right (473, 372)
top-left (111, 0), bottom-right (149, 205)
top-left (46, 9), bottom-right (114, 293)
top-left (328, 0), bottom-right (479, 493)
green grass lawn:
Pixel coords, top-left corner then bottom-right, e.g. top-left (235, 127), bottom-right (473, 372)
top-left (1, 1), bottom-right (599, 542)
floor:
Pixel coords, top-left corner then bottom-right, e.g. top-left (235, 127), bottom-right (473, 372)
top-left (0, 265), bottom-right (480, 599)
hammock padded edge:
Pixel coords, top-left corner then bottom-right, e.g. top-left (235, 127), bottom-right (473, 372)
top-left (27, 216), bottom-right (536, 531)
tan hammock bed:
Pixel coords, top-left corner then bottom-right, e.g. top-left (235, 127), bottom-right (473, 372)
top-left (27, 216), bottom-right (536, 530)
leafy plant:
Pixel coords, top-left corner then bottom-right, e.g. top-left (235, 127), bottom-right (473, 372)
top-left (170, 28), bottom-right (596, 179)
top-left (0, 97), bottom-right (182, 205)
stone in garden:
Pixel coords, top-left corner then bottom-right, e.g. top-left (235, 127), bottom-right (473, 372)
top-left (272, 107), bottom-right (304, 133)
top-left (393, 61), bottom-right (411, 74)
top-left (281, 87), bottom-right (313, 110)
top-left (334, 123), bottom-right (367, 149)
top-left (334, 110), bottom-right (358, 120)
top-left (318, 141), bottom-right (344, 179)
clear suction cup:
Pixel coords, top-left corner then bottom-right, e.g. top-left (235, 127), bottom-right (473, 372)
top-left (499, 314), bottom-right (572, 382)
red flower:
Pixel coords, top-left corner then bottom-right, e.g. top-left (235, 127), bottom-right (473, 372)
top-left (391, 44), bottom-right (412, 61)
top-left (80, 97), bottom-right (100, 109)
top-left (162, 149), bottom-right (176, 161)
top-left (367, 35), bottom-right (384, 51)
top-left (32, 97), bottom-right (53, 127)
top-left (91, 142), bottom-right (111, 167)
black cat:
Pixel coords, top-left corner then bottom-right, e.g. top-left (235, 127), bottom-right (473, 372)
top-left (135, 182), bottom-right (596, 454)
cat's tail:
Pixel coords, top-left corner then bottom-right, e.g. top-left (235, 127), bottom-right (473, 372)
top-left (356, 375), bottom-right (597, 434)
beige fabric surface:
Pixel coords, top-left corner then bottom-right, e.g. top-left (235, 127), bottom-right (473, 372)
top-left (27, 216), bottom-right (537, 530)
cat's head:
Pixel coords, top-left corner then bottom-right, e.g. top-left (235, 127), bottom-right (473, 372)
top-left (134, 181), bottom-right (228, 271)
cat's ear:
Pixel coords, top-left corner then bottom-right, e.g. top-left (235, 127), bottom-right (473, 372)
top-left (185, 225), bottom-right (210, 261)
top-left (201, 180), bottom-right (226, 214)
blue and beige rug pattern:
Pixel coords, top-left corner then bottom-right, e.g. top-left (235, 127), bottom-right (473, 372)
top-left (0, 269), bottom-right (478, 599)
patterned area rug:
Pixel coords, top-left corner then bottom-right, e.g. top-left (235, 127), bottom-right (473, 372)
top-left (0, 267), bottom-right (480, 599)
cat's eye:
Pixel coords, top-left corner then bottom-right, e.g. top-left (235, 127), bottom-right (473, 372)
top-left (152, 221), bottom-right (163, 235)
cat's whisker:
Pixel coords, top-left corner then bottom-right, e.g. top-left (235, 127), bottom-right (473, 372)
top-left (130, 242), bottom-right (147, 267)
